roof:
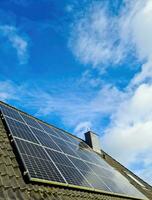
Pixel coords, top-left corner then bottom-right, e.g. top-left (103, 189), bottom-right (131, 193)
top-left (100, 151), bottom-right (152, 199)
top-left (0, 101), bottom-right (151, 200)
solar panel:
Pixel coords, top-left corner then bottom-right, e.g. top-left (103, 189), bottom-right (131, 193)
top-left (46, 149), bottom-right (74, 167)
top-left (38, 122), bottom-right (60, 137)
top-left (30, 127), bottom-right (62, 151)
top-left (52, 127), bottom-right (79, 144)
top-left (20, 114), bottom-right (43, 130)
top-left (4, 116), bottom-right (39, 143)
top-left (50, 136), bottom-right (79, 157)
top-left (15, 138), bottom-right (66, 183)
top-left (0, 104), bottom-right (24, 122)
top-left (0, 103), bottom-right (147, 199)
top-left (23, 154), bottom-right (66, 183)
top-left (67, 156), bottom-right (110, 191)
top-left (79, 170), bottom-right (110, 191)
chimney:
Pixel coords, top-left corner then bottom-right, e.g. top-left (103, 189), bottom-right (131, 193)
top-left (84, 131), bottom-right (101, 153)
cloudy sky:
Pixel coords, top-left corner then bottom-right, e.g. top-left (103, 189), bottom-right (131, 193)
top-left (0, 0), bottom-right (152, 185)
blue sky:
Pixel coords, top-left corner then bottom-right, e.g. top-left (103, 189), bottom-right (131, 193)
top-left (0, 0), bottom-right (152, 185)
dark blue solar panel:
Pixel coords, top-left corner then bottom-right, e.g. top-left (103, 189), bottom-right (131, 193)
top-left (50, 136), bottom-right (79, 157)
top-left (0, 104), bottom-right (24, 122)
top-left (22, 154), bottom-right (66, 183)
top-left (56, 164), bottom-right (91, 188)
top-left (46, 149), bottom-right (74, 167)
top-left (52, 127), bottom-right (78, 144)
top-left (38, 122), bottom-right (61, 137)
top-left (0, 103), bottom-right (147, 199)
top-left (20, 114), bottom-right (43, 130)
top-left (4, 117), bottom-right (39, 143)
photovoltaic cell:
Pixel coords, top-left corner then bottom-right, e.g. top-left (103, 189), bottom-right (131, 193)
top-left (0, 103), bottom-right (147, 199)
top-left (56, 164), bottom-right (91, 188)
top-left (50, 136), bottom-right (79, 157)
top-left (30, 127), bottom-right (47, 138)
top-left (16, 138), bottom-right (48, 159)
top-left (86, 163), bottom-right (113, 179)
top-left (68, 157), bottom-right (90, 171)
top-left (76, 150), bottom-right (93, 162)
top-left (20, 114), bottom-right (43, 130)
top-left (80, 170), bottom-right (110, 191)
top-left (52, 127), bottom-right (76, 143)
top-left (5, 117), bottom-right (39, 143)
top-left (38, 122), bottom-right (61, 137)
top-left (40, 136), bottom-right (61, 151)
top-left (0, 104), bottom-right (24, 122)
top-left (89, 153), bottom-right (110, 167)
top-left (102, 177), bottom-right (124, 194)
top-left (68, 156), bottom-right (112, 191)
top-left (23, 154), bottom-right (66, 183)
top-left (46, 149), bottom-right (74, 167)
top-left (66, 135), bottom-right (80, 145)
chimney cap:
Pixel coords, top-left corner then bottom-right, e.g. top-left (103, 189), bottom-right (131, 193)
top-left (85, 130), bottom-right (100, 136)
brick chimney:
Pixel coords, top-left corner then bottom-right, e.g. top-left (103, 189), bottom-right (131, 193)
top-left (84, 131), bottom-right (101, 153)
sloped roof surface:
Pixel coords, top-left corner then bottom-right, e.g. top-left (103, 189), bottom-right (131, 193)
top-left (0, 119), bottom-right (136, 200)
top-left (0, 101), bottom-right (151, 200)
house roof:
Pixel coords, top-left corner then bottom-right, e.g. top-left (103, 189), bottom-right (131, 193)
top-left (0, 101), bottom-right (151, 200)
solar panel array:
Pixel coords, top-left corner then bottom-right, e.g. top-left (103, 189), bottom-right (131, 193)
top-left (0, 103), bottom-right (147, 199)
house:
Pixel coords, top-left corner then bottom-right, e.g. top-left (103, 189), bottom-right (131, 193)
top-left (0, 101), bottom-right (151, 200)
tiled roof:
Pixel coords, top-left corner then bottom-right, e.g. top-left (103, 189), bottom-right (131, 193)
top-left (0, 114), bottom-right (151, 200)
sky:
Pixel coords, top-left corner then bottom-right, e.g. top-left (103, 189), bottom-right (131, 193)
top-left (0, 0), bottom-right (152, 185)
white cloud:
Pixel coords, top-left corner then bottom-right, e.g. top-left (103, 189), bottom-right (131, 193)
top-left (100, 3), bottom-right (152, 184)
top-left (131, 61), bottom-right (152, 86)
top-left (31, 85), bottom-right (123, 126)
top-left (120, 0), bottom-right (152, 85)
top-left (0, 79), bottom-right (123, 135)
top-left (69, 0), bottom-right (152, 75)
top-left (0, 80), bottom-right (22, 101)
top-left (78, 70), bottom-right (103, 88)
top-left (69, 2), bottom-right (129, 69)
top-left (0, 25), bottom-right (29, 64)
top-left (12, 83), bottom-right (123, 141)
top-left (74, 121), bottom-right (92, 139)
top-left (102, 83), bottom-right (152, 185)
